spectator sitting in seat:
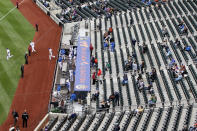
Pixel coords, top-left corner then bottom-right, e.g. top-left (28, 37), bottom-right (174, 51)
top-left (169, 58), bottom-right (176, 68)
top-left (94, 58), bottom-right (98, 67)
top-left (178, 21), bottom-right (184, 28)
top-left (122, 74), bottom-right (128, 86)
top-left (149, 95), bottom-right (157, 107)
top-left (110, 41), bottom-right (115, 52)
top-left (156, 2), bottom-right (161, 9)
top-left (174, 38), bottom-right (181, 47)
top-left (145, 84), bottom-right (152, 91)
top-left (166, 48), bottom-right (172, 58)
top-left (114, 123), bottom-right (120, 131)
top-left (132, 39), bottom-right (136, 46)
top-left (105, 62), bottom-right (111, 71)
top-left (137, 74), bottom-right (142, 82)
top-left (140, 60), bottom-right (145, 74)
top-left (162, 26), bottom-right (168, 37)
top-left (101, 101), bottom-right (105, 109)
top-left (104, 101), bottom-right (110, 112)
top-left (130, 18), bottom-right (133, 27)
top-left (104, 41), bottom-right (109, 50)
top-left (189, 126), bottom-right (196, 131)
top-left (146, 0), bottom-right (152, 6)
top-left (125, 61), bottom-right (130, 71)
top-left (180, 64), bottom-right (188, 76)
top-left (91, 56), bottom-right (95, 67)
top-left (184, 46), bottom-right (191, 52)
top-left (159, 40), bottom-right (167, 49)
top-left (149, 88), bottom-right (155, 95)
top-left (132, 52), bottom-right (137, 59)
top-left (149, 68), bottom-right (156, 82)
top-left (175, 73), bottom-right (183, 82)
top-left (135, 106), bottom-right (144, 115)
top-left (92, 90), bottom-right (99, 101)
top-left (114, 92), bottom-right (119, 106)
top-left (138, 80), bottom-right (144, 92)
top-left (68, 113), bottom-right (77, 120)
top-left (42, 0), bottom-right (49, 7)
top-left (142, 43), bottom-right (148, 53)
top-left (183, 26), bottom-right (188, 35)
top-left (132, 61), bottom-right (138, 74)
top-left (106, 12), bottom-right (112, 20)
top-left (109, 27), bottom-right (113, 34)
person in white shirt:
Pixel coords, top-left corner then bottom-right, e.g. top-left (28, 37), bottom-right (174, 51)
top-left (30, 41), bottom-right (36, 52)
top-left (49, 48), bottom-right (55, 60)
top-left (6, 48), bottom-right (13, 60)
top-left (9, 126), bottom-right (15, 131)
top-left (132, 62), bottom-right (138, 74)
top-left (69, 70), bottom-right (73, 81)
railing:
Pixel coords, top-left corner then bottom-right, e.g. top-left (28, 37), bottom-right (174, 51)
top-left (35, 0), bottom-right (49, 14)
top-left (47, 25), bottom-right (64, 113)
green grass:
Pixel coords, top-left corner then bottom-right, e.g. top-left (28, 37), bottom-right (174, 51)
top-left (0, 0), bottom-right (35, 125)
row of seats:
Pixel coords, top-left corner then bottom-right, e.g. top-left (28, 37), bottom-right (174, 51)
top-left (55, 0), bottom-right (147, 23)
top-left (43, 105), bottom-right (197, 131)
top-left (94, 23), bottom-right (197, 108)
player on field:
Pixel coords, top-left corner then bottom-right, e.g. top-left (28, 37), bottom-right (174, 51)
top-left (6, 48), bottom-right (13, 60)
top-left (30, 41), bottom-right (36, 52)
top-left (49, 48), bottom-right (55, 60)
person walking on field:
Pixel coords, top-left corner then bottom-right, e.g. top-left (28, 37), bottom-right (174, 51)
top-left (6, 48), bottom-right (13, 60)
top-left (25, 53), bottom-right (28, 64)
top-left (30, 41), bottom-right (36, 52)
top-left (12, 110), bottom-right (19, 126)
top-left (22, 110), bottom-right (29, 128)
top-left (49, 48), bottom-right (55, 60)
top-left (21, 64), bottom-right (24, 78)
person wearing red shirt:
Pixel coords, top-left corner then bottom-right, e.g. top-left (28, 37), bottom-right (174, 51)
top-left (97, 68), bottom-right (102, 84)
top-left (109, 27), bottom-right (113, 33)
top-left (94, 58), bottom-right (98, 67)
top-left (90, 44), bottom-right (93, 56)
top-left (92, 72), bottom-right (96, 85)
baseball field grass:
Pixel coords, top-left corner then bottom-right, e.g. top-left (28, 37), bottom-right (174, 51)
top-left (0, 0), bottom-right (35, 125)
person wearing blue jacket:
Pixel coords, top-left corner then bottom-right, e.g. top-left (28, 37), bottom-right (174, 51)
top-left (110, 42), bottom-right (115, 52)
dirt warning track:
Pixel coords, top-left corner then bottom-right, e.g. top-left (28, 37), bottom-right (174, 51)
top-left (0, 0), bottom-right (62, 130)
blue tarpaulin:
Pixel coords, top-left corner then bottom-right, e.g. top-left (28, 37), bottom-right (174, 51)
top-left (74, 36), bottom-right (90, 92)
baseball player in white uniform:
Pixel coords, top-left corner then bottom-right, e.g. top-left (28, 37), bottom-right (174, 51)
top-left (6, 48), bottom-right (13, 60)
top-left (30, 41), bottom-right (36, 52)
top-left (49, 48), bottom-right (55, 60)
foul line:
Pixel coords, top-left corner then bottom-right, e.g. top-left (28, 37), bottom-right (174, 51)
top-left (0, 0), bottom-right (26, 22)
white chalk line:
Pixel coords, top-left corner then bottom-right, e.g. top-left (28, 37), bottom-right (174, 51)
top-left (0, 0), bottom-right (26, 22)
